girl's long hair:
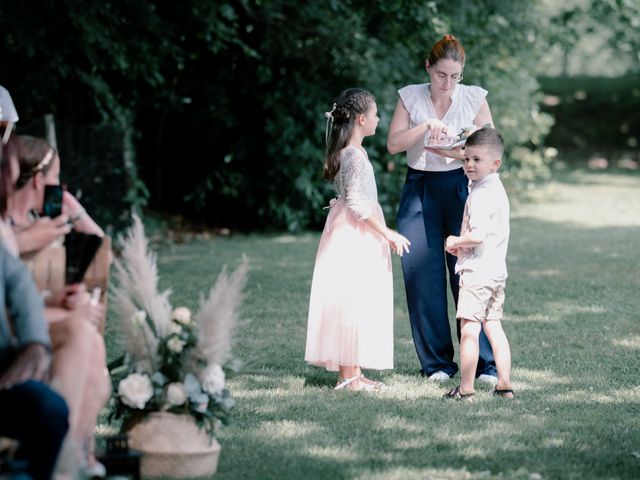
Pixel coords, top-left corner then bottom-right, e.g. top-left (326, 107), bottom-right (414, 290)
top-left (323, 88), bottom-right (375, 181)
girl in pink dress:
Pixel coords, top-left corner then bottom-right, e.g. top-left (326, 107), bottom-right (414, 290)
top-left (305, 88), bottom-right (410, 391)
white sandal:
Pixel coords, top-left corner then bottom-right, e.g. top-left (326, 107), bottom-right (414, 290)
top-left (334, 376), bottom-right (359, 390)
top-left (359, 374), bottom-right (386, 391)
top-left (335, 375), bottom-right (384, 392)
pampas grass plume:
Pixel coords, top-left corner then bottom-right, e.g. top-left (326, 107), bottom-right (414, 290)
top-left (193, 255), bottom-right (249, 369)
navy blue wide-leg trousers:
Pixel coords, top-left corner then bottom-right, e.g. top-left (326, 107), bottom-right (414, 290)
top-left (397, 167), bottom-right (496, 378)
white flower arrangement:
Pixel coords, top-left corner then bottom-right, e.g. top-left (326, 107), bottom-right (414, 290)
top-left (166, 382), bottom-right (188, 406)
top-left (201, 364), bottom-right (226, 396)
top-left (118, 373), bottom-right (153, 409)
top-left (109, 215), bottom-right (249, 438)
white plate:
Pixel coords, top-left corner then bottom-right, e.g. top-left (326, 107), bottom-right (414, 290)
top-left (424, 135), bottom-right (467, 150)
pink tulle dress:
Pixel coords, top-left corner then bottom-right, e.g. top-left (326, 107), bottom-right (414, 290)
top-left (305, 146), bottom-right (393, 372)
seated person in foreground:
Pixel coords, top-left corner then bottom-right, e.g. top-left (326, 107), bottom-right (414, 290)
top-left (2, 135), bottom-right (109, 476)
top-left (0, 136), bottom-right (69, 480)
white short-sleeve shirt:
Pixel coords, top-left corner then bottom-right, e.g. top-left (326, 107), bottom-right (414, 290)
top-left (398, 83), bottom-right (488, 171)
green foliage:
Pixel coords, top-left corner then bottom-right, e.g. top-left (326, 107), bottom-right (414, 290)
top-left (206, 0), bottom-right (556, 230)
top-left (8, 0), bottom-right (637, 230)
top-left (541, 0), bottom-right (640, 76)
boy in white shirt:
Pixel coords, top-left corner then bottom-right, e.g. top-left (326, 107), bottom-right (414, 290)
top-left (443, 128), bottom-right (514, 400)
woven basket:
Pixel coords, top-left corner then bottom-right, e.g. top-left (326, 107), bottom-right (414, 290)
top-left (127, 412), bottom-right (221, 478)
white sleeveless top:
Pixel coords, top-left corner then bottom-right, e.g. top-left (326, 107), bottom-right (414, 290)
top-left (398, 83), bottom-right (488, 171)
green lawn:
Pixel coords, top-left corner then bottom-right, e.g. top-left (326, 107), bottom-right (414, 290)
top-left (104, 168), bottom-right (640, 479)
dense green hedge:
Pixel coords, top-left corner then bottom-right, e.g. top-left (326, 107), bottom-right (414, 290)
top-left (1, 1), bottom-right (561, 231)
top-left (209, 1), bottom-right (555, 230)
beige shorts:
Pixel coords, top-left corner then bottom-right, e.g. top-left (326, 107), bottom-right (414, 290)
top-left (456, 273), bottom-right (506, 322)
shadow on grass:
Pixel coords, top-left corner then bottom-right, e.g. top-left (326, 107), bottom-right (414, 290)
top-left (217, 368), bottom-right (640, 480)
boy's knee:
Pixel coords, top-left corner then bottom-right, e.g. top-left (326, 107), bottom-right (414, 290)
top-left (460, 318), bottom-right (482, 337)
top-left (483, 319), bottom-right (504, 335)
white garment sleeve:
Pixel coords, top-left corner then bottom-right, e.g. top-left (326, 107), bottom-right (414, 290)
top-left (398, 84), bottom-right (422, 126)
top-left (465, 85), bottom-right (489, 117)
top-left (341, 149), bottom-right (373, 220)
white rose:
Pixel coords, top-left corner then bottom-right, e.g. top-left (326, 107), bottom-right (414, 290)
top-left (118, 373), bottom-right (153, 409)
top-left (131, 310), bottom-right (147, 327)
top-left (170, 322), bottom-right (183, 335)
top-left (167, 336), bottom-right (186, 353)
top-left (201, 364), bottom-right (225, 395)
top-left (166, 382), bottom-right (187, 406)
top-left (171, 307), bottom-right (192, 325)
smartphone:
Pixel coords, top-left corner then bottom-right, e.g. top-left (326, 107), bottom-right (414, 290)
top-left (42, 184), bottom-right (63, 218)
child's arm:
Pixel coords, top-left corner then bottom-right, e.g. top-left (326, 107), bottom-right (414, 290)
top-left (445, 233), bottom-right (482, 256)
top-left (366, 216), bottom-right (411, 256)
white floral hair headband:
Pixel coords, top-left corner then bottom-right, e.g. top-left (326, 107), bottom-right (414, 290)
top-left (324, 103), bottom-right (336, 146)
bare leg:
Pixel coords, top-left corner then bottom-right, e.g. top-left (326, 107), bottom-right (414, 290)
top-left (483, 319), bottom-right (512, 393)
top-left (48, 314), bottom-right (92, 433)
top-left (459, 319), bottom-right (481, 395)
top-left (75, 330), bottom-right (110, 468)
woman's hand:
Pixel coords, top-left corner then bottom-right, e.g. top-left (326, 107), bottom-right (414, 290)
top-left (63, 283), bottom-right (105, 328)
top-left (57, 283), bottom-right (88, 309)
top-left (425, 145), bottom-right (465, 161)
top-left (14, 215), bottom-right (71, 255)
top-left (424, 119), bottom-right (449, 140)
top-left (45, 284), bottom-right (79, 308)
top-left (385, 229), bottom-right (411, 256)
top-left (32, 215), bottom-right (71, 239)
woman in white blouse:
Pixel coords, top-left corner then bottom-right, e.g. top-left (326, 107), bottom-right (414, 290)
top-left (386, 34), bottom-right (497, 382)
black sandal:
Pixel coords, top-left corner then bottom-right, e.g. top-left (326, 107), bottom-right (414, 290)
top-left (443, 386), bottom-right (474, 401)
top-left (491, 387), bottom-right (515, 399)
